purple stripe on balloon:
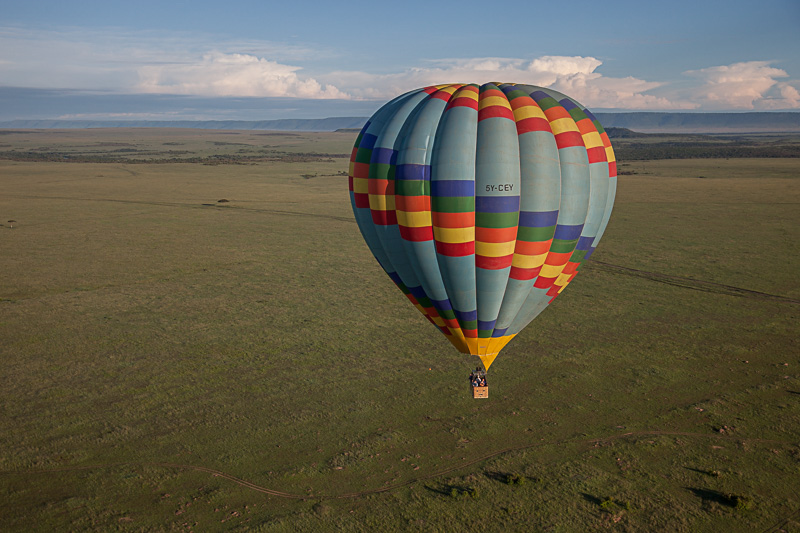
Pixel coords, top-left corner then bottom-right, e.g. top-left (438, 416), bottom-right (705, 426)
top-left (553, 224), bottom-right (583, 241)
top-left (575, 235), bottom-right (594, 251)
top-left (559, 98), bottom-right (578, 111)
top-left (492, 327), bottom-right (508, 337)
top-left (431, 298), bottom-right (453, 311)
top-left (431, 180), bottom-right (474, 197)
top-left (478, 319), bottom-right (497, 331)
top-left (370, 147), bottom-right (396, 165)
top-left (408, 285), bottom-right (428, 300)
top-left (583, 109), bottom-right (597, 122)
top-left (386, 271), bottom-right (402, 286)
top-left (359, 133), bottom-right (377, 150)
top-left (530, 90), bottom-right (551, 102)
top-left (396, 164), bottom-right (430, 181)
top-left (454, 309), bottom-right (478, 322)
top-left (519, 210), bottom-right (558, 228)
top-left (476, 195), bottom-right (520, 213)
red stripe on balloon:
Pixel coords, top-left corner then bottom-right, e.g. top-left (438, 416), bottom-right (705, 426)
top-left (462, 328), bottom-right (478, 338)
top-left (586, 146), bottom-right (607, 164)
top-left (371, 210), bottom-right (397, 226)
top-left (478, 105), bottom-right (514, 122)
top-left (515, 117), bottom-right (552, 134)
top-left (399, 225), bottom-right (433, 242)
top-left (555, 131), bottom-right (584, 149)
top-left (352, 162), bottom-right (370, 179)
top-left (353, 193), bottom-right (370, 208)
top-left (448, 97), bottom-right (479, 111)
top-left (431, 86), bottom-right (462, 101)
top-left (509, 265), bottom-right (543, 281)
top-left (534, 276), bottom-right (556, 289)
top-left (476, 254), bottom-right (514, 270)
top-left (435, 241), bottom-right (474, 257)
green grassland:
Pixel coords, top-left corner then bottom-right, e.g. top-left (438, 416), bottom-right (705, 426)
top-left (1, 129), bottom-right (799, 532)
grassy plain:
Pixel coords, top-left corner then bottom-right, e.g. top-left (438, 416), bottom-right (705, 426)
top-left (1, 129), bottom-right (799, 532)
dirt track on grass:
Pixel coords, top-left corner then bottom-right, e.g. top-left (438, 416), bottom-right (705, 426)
top-left (587, 260), bottom-right (800, 305)
top-left (2, 429), bottom-right (796, 501)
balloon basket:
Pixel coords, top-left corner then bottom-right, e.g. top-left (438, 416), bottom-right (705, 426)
top-left (472, 386), bottom-right (489, 399)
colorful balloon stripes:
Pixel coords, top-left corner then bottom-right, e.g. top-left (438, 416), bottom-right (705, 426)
top-left (349, 83), bottom-right (616, 370)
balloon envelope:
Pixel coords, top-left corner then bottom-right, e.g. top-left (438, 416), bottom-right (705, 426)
top-left (349, 83), bottom-right (616, 370)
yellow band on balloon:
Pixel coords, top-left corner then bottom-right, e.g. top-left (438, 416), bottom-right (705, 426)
top-left (478, 95), bottom-right (512, 111)
top-left (511, 252), bottom-right (548, 269)
top-left (461, 335), bottom-right (516, 370)
top-left (539, 263), bottom-right (567, 279)
top-left (433, 226), bottom-right (475, 244)
top-left (605, 146), bottom-right (617, 164)
top-left (352, 177), bottom-right (369, 194)
top-left (581, 131), bottom-right (604, 150)
top-left (396, 209), bottom-right (432, 228)
top-left (512, 105), bottom-right (547, 122)
top-left (369, 194), bottom-right (395, 212)
top-left (549, 117), bottom-right (579, 135)
top-left (555, 272), bottom-right (571, 285)
top-left (476, 240), bottom-right (516, 257)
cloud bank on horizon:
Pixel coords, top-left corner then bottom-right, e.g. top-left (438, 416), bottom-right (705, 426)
top-left (1, 24), bottom-right (798, 113)
top-left (91, 51), bottom-right (800, 111)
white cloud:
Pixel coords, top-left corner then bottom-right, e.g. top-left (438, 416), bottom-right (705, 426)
top-left (773, 82), bottom-right (800, 108)
top-left (136, 52), bottom-right (350, 99)
top-left (1, 25), bottom-right (798, 111)
top-left (326, 56), bottom-right (689, 109)
top-left (0, 26), bottom-right (328, 92)
top-left (527, 56), bottom-right (603, 84)
top-left (685, 61), bottom-right (800, 109)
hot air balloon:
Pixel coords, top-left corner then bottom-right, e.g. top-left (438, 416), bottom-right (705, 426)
top-left (348, 83), bottom-right (616, 373)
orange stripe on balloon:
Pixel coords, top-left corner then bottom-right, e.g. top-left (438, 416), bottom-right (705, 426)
top-left (432, 211), bottom-right (475, 228)
top-left (395, 195), bottom-right (430, 212)
top-left (541, 105), bottom-right (571, 121)
top-left (514, 239), bottom-right (552, 255)
top-left (544, 251), bottom-right (572, 266)
top-left (576, 117), bottom-right (598, 135)
top-left (476, 226), bottom-right (518, 243)
top-left (368, 178), bottom-right (394, 195)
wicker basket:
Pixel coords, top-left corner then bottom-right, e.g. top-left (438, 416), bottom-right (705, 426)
top-left (472, 386), bottom-right (489, 399)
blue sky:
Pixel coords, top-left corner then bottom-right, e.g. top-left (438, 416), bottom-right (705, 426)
top-left (2, 0), bottom-right (799, 120)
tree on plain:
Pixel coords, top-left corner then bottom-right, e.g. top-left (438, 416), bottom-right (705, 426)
top-left (7, 220), bottom-right (15, 229)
